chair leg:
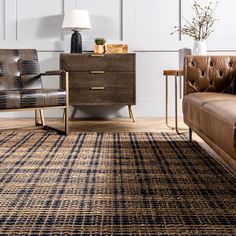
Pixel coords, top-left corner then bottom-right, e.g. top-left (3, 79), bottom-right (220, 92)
top-left (35, 110), bottom-right (41, 126)
top-left (35, 109), bottom-right (45, 126)
top-left (64, 107), bottom-right (69, 135)
top-left (41, 72), bottom-right (69, 135)
top-left (61, 100), bottom-right (69, 134)
top-left (189, 128), bottom-right (192, 142)
top-left (43, 107), bottom-right (69, 135)
top-left (62, 110), bottom-right (65, 123)
top-left (35, 110), bottom-right (39, 126)
top-left (39, 109), bottom-right (45, 126)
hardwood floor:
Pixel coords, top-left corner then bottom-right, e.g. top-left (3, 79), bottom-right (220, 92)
top-left (0, 117), bottom-right (234, 175)
top-left (0, 117), bottom-right (185, 132)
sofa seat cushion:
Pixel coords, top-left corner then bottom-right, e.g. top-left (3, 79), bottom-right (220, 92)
top-left (0, 89), bottom-right (66, 109)
top-left (183, 92), bottom-right (236, 160)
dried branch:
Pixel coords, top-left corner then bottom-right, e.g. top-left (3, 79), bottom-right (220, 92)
top-left (171, 0), bottom-right (219, 40)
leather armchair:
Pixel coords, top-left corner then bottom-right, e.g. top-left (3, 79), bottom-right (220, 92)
top-left (0, 49), bottom-right (69, 135)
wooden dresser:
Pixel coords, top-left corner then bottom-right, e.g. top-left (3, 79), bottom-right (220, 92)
top-left (60, 53), bottom-right (136, 121)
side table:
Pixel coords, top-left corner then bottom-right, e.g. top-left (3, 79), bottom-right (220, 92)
top-left (163, 69), bottom-right (185, 134)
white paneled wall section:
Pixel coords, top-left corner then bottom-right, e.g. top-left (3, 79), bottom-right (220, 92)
top-left (0, 0), bottom-right (235, 118)
top-left (0, 0), bottom-right (4, 41)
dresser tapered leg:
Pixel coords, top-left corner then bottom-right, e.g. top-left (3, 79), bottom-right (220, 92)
top-left (128, 105), bottom-right (135, 122)
top-left (128, 106), bottom-right (131, 118)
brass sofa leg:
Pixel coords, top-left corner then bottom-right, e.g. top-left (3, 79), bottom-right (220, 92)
top-left (189, 128), bottom-right (192, 142)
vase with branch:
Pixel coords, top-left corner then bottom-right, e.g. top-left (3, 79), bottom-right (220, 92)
top-left (171, 0), bottom-right (219, 55)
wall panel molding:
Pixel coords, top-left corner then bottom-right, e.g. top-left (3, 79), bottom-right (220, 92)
top-left (76, 0), bottom-right (123, 42)
top-left (1, 1), bottom-right (236, 51)
top-left (0, 40), bottom-right (64, 51)
top-left (5, 0), bottom-right (17, 40)
top-left (64, 0), bottom-right (75, 12)
top-left (123, 0), bottom-right (135, 44)
top-left (17, 0), bottom-right (64, 41)
top-left (178, 0), bottom-right (182, 40)
top-left (1, 0), bottom-right (67, 51)
top-left (120, 0), bottom-right (123, 41)
top-left (0, 0), bottom-right (5, 40)
top-left (132, 39), bottom-right (236, 52)
top-left (124, 0), bottom-right (236, 52)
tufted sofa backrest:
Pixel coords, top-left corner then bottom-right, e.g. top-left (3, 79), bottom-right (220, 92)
top-left (0, 49), bottom-right (42, 90)
top-left (184, 56), bottom-right (236, 95)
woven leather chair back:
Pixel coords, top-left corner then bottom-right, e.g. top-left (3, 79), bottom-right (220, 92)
top-left (0, 49), bottom-right (42, 90)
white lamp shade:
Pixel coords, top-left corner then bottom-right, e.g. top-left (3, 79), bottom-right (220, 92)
top-left (62, 9), bottom-right (91, 30)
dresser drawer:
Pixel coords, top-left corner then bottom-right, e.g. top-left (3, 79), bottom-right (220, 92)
top-left (69, 88), bottom-right (135, 105)
top-left (60, 53), bottom-right (135, 72)
top-left (68, 72), bottom-right (135, 89)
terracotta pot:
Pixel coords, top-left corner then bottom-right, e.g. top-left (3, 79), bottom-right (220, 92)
top-left (94, 45), bottom-right (105, 54)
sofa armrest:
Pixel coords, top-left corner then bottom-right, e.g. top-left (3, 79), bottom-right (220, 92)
top-left (184, 55), bottom-right (236, 96)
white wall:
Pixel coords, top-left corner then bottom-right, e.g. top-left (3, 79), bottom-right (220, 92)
top-left (0, 0), bottom-right (236, 119)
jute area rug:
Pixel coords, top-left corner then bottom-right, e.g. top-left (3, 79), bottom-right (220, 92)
top-left (0, 131), bottom-right (235, 235)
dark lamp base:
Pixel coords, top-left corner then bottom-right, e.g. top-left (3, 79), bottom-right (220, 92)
top-left (71, 31), bottom-right (82, 53)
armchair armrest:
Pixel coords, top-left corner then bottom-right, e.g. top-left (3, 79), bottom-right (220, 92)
top-left (40, 70), bottom-right (68, 93)
top-left (40, 70), bottom-right (65, 76)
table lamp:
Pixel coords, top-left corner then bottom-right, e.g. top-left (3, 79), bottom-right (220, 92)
top-left (62, 9), bottom-right (91, 53)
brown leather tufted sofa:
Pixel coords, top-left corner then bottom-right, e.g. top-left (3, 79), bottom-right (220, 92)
top-left (0, 49), bottom-right (69, 134)
top-left (183, 56), bottom-right (236, 173)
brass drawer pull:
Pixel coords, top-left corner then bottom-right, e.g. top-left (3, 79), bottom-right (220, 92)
top-left (90, 71), bottom-right (105, 74)
top-left (90, 86), bottom-right (105, 90)
top-left (91, 54), bottom-right (105, 57)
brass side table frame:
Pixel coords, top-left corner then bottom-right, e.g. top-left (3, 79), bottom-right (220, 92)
top-left (163, 69), bottom-right (185, 134)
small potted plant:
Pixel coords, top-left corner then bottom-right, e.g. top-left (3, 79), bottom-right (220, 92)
top-left (94, 37), bottom-right (106, 54)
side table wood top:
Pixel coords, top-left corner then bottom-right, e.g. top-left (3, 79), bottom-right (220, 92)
top-left (163, 70), bottom-right (184, 76)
